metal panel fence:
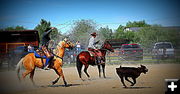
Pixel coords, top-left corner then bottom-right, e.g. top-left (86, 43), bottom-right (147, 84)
top-left (0, 48), bottom-right (179, 71)
top-left (105, 48), bottom-right (180, 64)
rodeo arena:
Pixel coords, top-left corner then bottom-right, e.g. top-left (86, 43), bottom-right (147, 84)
top-left (0, 28), bottom-right (180, 94)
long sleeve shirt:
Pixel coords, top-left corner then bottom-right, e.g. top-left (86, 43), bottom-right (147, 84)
top-left (88, 37), bottom-right (96, 49)
top-left (42, 29), bottom-right (53, 46)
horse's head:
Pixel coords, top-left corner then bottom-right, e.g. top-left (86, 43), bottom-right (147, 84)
top-left (102, 41), bottom-right (114, 52)
top-left (57, 40), bottom-right (74, 49)
top-left (54, 40), bottom-right (74, 57)
top-left (65, 40), bottom-right (74, 49)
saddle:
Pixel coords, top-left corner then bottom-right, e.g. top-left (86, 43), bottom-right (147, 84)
top-left (88, 50), bottom-right (105, 65)
top-left (34, 46), bottom-right (53, 58)
top-left (88, 49), bottom-right (102, 57)
top-left (34, 49), bottom-right (46, 58)
top-left (34, 48), bottom-right (54, 68)
top-left (41, 46), bottom-right (52, 58)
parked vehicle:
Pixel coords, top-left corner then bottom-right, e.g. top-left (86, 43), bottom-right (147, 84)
top-left (152, 42), bottom-right (174, 59)
top-left (120, 43), bottom-right (143, 60)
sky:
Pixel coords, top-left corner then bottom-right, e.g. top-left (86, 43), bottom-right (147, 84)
top-left (0, 0), bottom-right (180, 33)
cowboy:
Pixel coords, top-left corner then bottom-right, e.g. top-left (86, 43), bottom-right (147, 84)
top-left (88, 32), bottom-right (102, 65)
top-left (41, 27), bottom-right (55, 70)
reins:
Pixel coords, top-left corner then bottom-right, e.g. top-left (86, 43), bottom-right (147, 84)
top-left (52, 40), bottom-right (72, 61)
top-left (52, 53), bottom-right (63, 60)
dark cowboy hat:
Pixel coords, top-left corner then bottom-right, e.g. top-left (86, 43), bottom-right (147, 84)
top-left (91, 32), bottom-right (97, 36)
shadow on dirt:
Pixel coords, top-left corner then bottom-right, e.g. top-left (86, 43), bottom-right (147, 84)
top-left (40, 83), bottom-right (81, 88)
top-left (112, 86), bottom-right (152, 89)
top-left (124, 86), bottom-right (152, 89)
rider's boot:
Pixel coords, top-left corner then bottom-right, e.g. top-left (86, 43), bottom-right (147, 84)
top-left (96, 56), bottom-right (105, 65)
top-left (95, 57), bottom-right (100, 65)
top-left (44, 65), bottom-right (50, 70)
top-left (43, 56), bottom-right (53, 70)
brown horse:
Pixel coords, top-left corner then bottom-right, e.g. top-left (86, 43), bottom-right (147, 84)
top-left (16, 40), bottom-right (74, 86)
top-left (76, 41), bottom-right (114, 80)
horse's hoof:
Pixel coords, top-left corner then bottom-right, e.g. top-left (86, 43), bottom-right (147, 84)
top-left (123, 86), bottom-right (127, 88)
top-left (52, 81), bottom-right (56, 85)
top-left (131, 84), bottom-right (134, 86)
top-left (88, 79), bottom-right (91, 81)
top-left (64, 82), bottom-right (68, 87)
top-left (81, 78), bottom-right (85, 81)
top-left (64, 84), bottom-right (68, 87)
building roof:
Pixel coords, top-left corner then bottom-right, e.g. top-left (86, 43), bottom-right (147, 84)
top-left (0, 30), bottom-right (39, 43)
top-left (124, 26), bottom-right (180, 32)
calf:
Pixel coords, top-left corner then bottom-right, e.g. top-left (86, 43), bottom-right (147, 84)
top-left (116, 65), bottom-right (148, 88)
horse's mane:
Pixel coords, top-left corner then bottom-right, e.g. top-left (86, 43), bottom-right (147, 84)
top-left (101, 41), bottom-right (111, 48)
top-left (53, 41), bottom-right (63, 55)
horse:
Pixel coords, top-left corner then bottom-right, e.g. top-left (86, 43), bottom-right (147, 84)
top-left (16, 40), bottom-right (74, 86)
top-left (76, 41), bottom-right (114, 80)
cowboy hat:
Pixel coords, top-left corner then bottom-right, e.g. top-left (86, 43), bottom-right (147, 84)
top-left (91, 32), bottom-right (97, 36)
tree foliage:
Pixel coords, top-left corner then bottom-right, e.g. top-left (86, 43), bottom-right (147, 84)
top-left (98, 26), bottom-right (113, 41)
top-left (113, 25), bottom-right (135, 42)
top-left (134, 26), bottom-right (180, 48)
top-left (0, 26), bottom-right (26, 31)
top-left (35, 19), bottom-right (60, 44)
top-left (113, 20), bottom-right (152, 43)
top-left (69, 19), bottom-right (97, 46)
top-left (35, 19), bottom-right (51, 40)
top-left (113, 20), bottom-right (180, 48)
top-left (126, 20), bottom-right (150, 27)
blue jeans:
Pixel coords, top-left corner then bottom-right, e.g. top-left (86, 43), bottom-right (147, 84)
top-left (34, 51), bottom-right (49, 66)
top-left (76, 47), bottom-right (81, 54)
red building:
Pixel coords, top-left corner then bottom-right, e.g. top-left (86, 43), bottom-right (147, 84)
top-left (0, 30), bottom-right (39, 54)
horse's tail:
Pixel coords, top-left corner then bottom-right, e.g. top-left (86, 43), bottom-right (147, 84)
top-left (16, 58), bottom-right (24, 81)
top-left (76, 54), bottom-right (83, 78)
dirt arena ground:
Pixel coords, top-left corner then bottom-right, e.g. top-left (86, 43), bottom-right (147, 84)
top-left (0, 64), bottom-right (180, 94)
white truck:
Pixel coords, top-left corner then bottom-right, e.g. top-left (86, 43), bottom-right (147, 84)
top-left (152, 42), bottom-right (174, 59)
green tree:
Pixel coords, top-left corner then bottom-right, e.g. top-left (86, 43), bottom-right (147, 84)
top-left (113, 20), bottom-right (151, 42)
top-left (35, 19), bottom-right (59, 44)
top-left (126, 20), bottom-right (150, 27)
top-left (113, 25), bottom-right (125, 39)
top-left (134, 26), bottom-right (180, 48)
top-left (0, 25), bottom-right (26, 31)
top-left (69, 19), bottom-right (97, 46)
top-left (113, 25), bottom-right (135, 42)
top-left (98, 26), bottom-right (113, 40)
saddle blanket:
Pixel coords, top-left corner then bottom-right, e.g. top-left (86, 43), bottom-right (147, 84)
top-left (88, 50), bottom-right (102, 57)
top-left (34, 51), bottom-right (46, 58)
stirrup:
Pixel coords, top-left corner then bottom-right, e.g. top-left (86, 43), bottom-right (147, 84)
top-left (43, 65), bottom-right (50, 70)
top-left (98, 62), bottom-right (105, 65)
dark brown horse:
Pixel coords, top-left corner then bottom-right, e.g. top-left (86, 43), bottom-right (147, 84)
top-left (76, 41), bottom-right (114, 80)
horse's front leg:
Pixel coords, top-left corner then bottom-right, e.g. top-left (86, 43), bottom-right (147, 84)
top-left (102, 64), bottom-right (106, 78)
top-left (52, 76), bottom-right (60, 85)
top-left (84, 65), bottom-right (90, 78)
top-left (59, 69), bottom-right (68, 86)
top-left (97, 65), bottom-right (101, 78)
top-left (53, 68), bottom-right (67, 86)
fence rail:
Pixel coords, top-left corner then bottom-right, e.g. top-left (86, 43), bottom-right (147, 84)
top-left (0, 48), bottom-right (180, 71)
top-left (105, 48), bottom-right (180, 64)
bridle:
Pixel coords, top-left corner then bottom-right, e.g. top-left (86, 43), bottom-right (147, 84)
top-left (101, 41), bottom-right (113, 51)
